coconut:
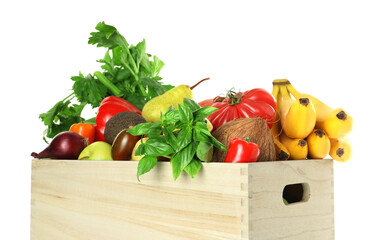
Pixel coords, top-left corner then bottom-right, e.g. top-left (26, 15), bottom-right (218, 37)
top-left (212, 117), bottom-right (276, 162)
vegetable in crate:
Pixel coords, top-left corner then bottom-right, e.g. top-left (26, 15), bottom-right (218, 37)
top-left (31, 131), bottom-right (89, 159)
top-left (212, 117), bottom-right (275, 162)
top-left (224, 137), bottom-right (260, 163)
top-left (127, 98), bottom-right (227, 181)
top-left (69, 123), bottom-right (96, 144)
top-left (198, 96), bottom-right (224, 107)
top-left (205, 88), bottom-right (277, 132)
top-left (96, 97), bottom-right (142, 142)
top-left (103, 110), bottom-right (146, 144)
top-left (112, 129), bottom-right (141, 160)
top-left (38, 21), bottom-right (173, 140)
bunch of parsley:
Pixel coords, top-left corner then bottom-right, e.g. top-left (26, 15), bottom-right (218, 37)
top-left (39, 22), bottom-right (173, 141)
top-left (127, 98), bottom-right (227, 181)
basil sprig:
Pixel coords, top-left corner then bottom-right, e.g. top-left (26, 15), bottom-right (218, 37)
top-left (128, 98), bottom-right (227, 181)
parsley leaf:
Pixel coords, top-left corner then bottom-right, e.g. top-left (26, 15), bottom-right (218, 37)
top-left (39, 94), bottom-right (86, 142)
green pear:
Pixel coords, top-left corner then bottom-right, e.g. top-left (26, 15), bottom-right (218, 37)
top-left (142, 85), bottom-right (192, 122)
top-left (142, 78), bottom-right (209, 122)
top-left (78, 141), bottom-right (113, 160)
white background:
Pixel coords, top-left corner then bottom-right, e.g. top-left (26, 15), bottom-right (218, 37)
top-left (1, 0), bottom-right (375, 239)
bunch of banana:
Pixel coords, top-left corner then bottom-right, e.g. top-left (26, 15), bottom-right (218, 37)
top-left (271, 79), bottom-right (353, 162)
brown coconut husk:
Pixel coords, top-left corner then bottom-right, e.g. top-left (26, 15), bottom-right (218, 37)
top-left (212, 117), bottom-right (276, 162)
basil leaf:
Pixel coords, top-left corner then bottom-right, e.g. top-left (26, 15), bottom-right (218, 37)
top-left (171, 142), bottom-right (197, 181)
top-left (176, 125), bottom-right (192, 152)
top-left (165, 109), bottom-right (180, 124)
top-left (144, 139), bottom-right (174, 156)
top-left (127, 122), bottom-right (160, 136)
top-left (196, 141), bottom-right (213, 162)
top-left (193, 106), bottom-right (218, 122)
top-left (178, 142), bottom-right (197, 171)
top-left (135, 138), bottom-right (147, 156)
top-left (146, 124), bottom-right (163, 138)
top-left (137, 156), bottom-right (158, 181)
top-left (178, 104), bottom-right (193, 123)
top-left (184, 159), bottom-right (202, 178)
top-left (193, 122), bottom-right (211, 142)
top-left (193, 122), bottom-right (227, 151)
top-left (183, 98), bottom-right (201, 112)
top-left (162, 126), bottom-right (178, 151)
top-left (171, 153), bottom-right (182, 181)
top-left (206, 134), bottom-right (227, 151)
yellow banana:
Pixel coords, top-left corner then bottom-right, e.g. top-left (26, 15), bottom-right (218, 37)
top-left (329, 136), bottom-right (352, 162)
top-left (279, 84), bottom-right (316, 139)
top-left (286, 82), bottom-right (353, 138)
top-left (270, 84), bottom-right (290, 160)
top-left (280, 131), bottom-right (308, 160)
top-left (306, 129), bottom-right (330, 159)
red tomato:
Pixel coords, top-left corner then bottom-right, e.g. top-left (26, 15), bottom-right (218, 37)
top-left (207, 88), bottom-right (276, 132)
top-left (69, 123), bottom-right (96, 144)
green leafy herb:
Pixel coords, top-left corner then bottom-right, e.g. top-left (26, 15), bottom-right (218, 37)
top-left (39, 21), bottom-right (174, 140)
top-left (196, 141), bottom-right (213, 162)
top-left (39, 93), bottom-right (86, 142)
top-left (128, 98), bottom-right (227, 181)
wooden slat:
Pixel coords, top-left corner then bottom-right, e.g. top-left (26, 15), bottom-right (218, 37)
top-left (31, 160), bottom-right (250, 240)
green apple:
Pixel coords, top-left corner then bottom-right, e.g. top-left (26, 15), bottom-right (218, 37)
top-left (78, 141), bottom-right (113, 160)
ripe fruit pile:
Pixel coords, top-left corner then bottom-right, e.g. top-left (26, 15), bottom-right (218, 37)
top-left (271, 79), bottom-right (353, 162)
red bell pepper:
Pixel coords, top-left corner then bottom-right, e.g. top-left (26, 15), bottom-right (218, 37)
top-left (224, 137), bottom-right (260, 163)
top-left (95, 96), bottom-right (141, 142)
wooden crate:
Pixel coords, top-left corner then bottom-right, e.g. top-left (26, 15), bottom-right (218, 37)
top-left (31, 159), bottom-right (334, 240)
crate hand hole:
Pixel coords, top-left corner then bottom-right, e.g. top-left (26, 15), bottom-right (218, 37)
top-left (282, 183), bottom-right (310, 205)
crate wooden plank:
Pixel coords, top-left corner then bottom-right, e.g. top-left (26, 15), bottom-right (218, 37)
top-left (31, 160), bottom-right (250, 240)
top-left (30, 159), bottom-right (334, 240)
top-left (247, 160), bottom-right (334, 240)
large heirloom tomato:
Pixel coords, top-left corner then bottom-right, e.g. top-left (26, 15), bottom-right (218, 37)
top-left (206, 88), bottom-right (276, 132)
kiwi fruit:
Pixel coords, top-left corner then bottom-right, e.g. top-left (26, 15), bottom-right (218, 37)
top-left (104, 111), bottom-right (147, 145)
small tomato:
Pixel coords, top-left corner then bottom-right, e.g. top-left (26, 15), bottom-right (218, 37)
top-left (69, 123), bottom-right (96, 144)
